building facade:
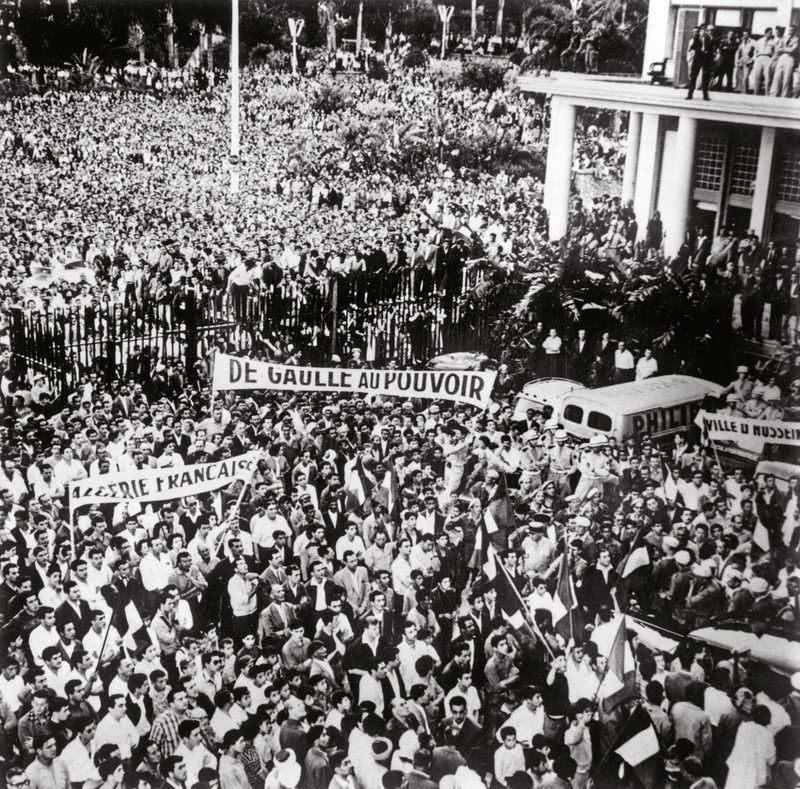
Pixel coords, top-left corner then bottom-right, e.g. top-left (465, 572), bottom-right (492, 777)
top-left (521, 0), bottom-right (800, 255)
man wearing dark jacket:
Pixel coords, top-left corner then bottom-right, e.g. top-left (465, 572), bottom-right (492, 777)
top-left (687, 24), bottom-right (716, 100)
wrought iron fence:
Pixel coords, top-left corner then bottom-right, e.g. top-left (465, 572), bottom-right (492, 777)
top-left (9, 266), bottom-right (507, 397)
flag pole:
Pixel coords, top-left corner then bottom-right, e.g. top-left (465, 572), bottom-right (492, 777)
top-left (565, 529), bottom-right (575, 644)
top-left (211, 450), bottom-right (264, 558)
top-left (494, 547), bottom-right (556, 659)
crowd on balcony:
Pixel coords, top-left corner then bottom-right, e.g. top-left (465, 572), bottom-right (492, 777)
top-left (685, 23), bottom-right (799, 98)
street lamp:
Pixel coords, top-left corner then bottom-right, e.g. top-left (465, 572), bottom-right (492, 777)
top-left (437, 5), bottom-right (454, 60)
top-left (230, 0), bottom-right (240, 195)
top-left (288, 17), bottom-right (305, 76)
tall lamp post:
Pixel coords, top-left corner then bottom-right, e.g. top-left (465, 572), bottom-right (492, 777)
top-left (288, 17), bottom-right (305, 76)
top-left (437, 5), bottom-right (453, 60)
top-left (230, 0), bottom-right (240, 195)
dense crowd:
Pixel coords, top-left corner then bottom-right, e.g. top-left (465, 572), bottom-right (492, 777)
top-left (0, 36), bottom-right (799, 789)
top-left (0, 344), bottom-right (799, 789)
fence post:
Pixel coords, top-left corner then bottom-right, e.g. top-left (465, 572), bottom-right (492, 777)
top-left (185, 287), bottom-right (199, 380)
top-left (330, 279), bottom-right (338, 359)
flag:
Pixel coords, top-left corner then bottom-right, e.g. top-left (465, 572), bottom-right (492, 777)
top-left (601, 617), bottom-right (636, 711)
top-left (660, 459), bottom-right (683, 513)
top-left (593, 704), bottom-right (662, 789)
top-left (468, 519), bottom-right (494, 577)
top-left (753, 517), bottom-right (770, 553)
top-left (551, 548), bottom-right (583, 642)
top-left (346, 455), bottom-right (372, 507)
top-left (121, 600), bottom-right (145, 651)
top-left (374, 468), bottom-right (400, 522)
top-left (486, 472), bottom-right (515, 551)
top-left (618, 531), bottom-right (650, 579)
top-left (491, 547), bottom-right (538, 639)
top-left (615, 705), bottom-right (661, 766)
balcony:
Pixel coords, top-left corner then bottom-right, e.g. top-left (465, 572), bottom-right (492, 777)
top-left (518, 71), bottom-right (800, 131)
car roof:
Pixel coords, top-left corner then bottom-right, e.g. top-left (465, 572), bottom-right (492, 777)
top-left (558, 375), bottom-right (724, 414)
top-left (519, 378), bottom-right (586, 405)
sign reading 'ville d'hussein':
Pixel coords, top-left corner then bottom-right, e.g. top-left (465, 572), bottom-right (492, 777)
top-left (212, 353), bottom-right (497, 411)
top-left (694, 410), bottom-right (800, 453)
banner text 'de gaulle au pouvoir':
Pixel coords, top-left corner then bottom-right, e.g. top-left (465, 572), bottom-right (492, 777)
top-left (212, 353), bottom-right (497, 411)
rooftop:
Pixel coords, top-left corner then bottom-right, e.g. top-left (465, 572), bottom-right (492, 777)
top-left (518, 72), bottom-right (800, 131)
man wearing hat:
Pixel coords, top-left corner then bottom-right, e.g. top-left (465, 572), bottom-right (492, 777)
top-left (685, 563), bottom-right (724, 628)
top-left (665, 550), bottom-right (693, 623)
top-left (724, 570), bottom-right (753, 617)
top-left (547, 431), bottom-right (576, 498)
top-left (722, 366), bottom-right (754, 407)
top-left (749, 576), bottom-right (778, 620)
top-left (360, 737), bottom-right (393, 789)
top-left (521, 516), bottom-right (556, 575)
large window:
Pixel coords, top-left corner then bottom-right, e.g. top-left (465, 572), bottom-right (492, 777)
top-left (695, 136), bottom-right (726, 192)
top-left (729, 140), bottom-right (759, 197)
top-left (563, 405), bottom-right (584, 424)
top-left (775, 148), bottom-right (800, 204)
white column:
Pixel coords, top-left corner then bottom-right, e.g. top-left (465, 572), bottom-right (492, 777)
top-left (633, 113), bottom-right (662, 235)
top-left (750, 127), bottom-right (776, 240)
top-left (544, 98), bottom-right (577, 241)
top-left (777, 0), bottom-right (793, 28)
top-left (641, 0), bottom-right (671, 80)
top-left (621, 111), bottom-right (642, 204)
top-left (663, 116), bottom-right (698, 258)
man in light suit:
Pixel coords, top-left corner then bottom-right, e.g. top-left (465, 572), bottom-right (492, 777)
top-left (258, 584), bottom-right (297, 648)
top-left (333, 551), bottom-right (370, 618)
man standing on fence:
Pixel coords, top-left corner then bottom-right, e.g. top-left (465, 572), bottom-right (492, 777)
top-left (227, 255), bottom-right (256, 322)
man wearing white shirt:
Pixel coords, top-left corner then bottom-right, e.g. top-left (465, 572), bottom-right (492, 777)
top-left (613, 341), bottom-right (635, 383)
top-left (52, 447), bottom-right (87, 486)
top-left (139, 539), bottom-right (172, 593)
top-left (29, 607), bottom-right (60, 667)
top-left (86, 548), bottom-right (113, 594)
top-left (157, 442), bottom-right (185, 468)
top-left (0, 660), bottom-right (25, 714)
top-left (174, 719), bottom-right (218, 786)
top-left (59, 719), bottom-right (100, 787)
top-left (82, 611), bottom-right (122, 667)
top-left (95, 694), bottom-right (140, 759)
top-left (250, 503), bottom-right (290, 558)
top-left (40, 647), bottom-right (74, 698)
top-left (635, 348), bottom-right (658, 381)
top-left (392, 538), bottom-right (415, 600)
top-left (495, 686), bottom-right (544, 746)
top-left (397, 622), bottom-right (428, 691)
top-left (444, 668), bottom-right (482, 723)
top-left (358, 658), bottom-right (387, 717)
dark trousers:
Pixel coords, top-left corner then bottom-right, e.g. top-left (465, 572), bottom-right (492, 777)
top-left (688, 58), bottom-right (712, 98)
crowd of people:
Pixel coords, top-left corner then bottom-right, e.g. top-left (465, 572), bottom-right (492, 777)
top-left (0, 25), bottom-right (799, 789)
top-left (0, 343), bottom-right (798, 789)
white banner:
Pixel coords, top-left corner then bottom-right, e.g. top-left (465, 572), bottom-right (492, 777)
top-left (212, 354), bottom-right (496, 410)
top-left (694, 410), bottom-right (800, 453)
top-left (70, 451), bottom-right (260, 508)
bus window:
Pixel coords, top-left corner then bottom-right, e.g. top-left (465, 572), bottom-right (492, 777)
top-left (587, 411), bottom-right (612, 431)
top-left (563, 404), bottom-right (584, 424)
